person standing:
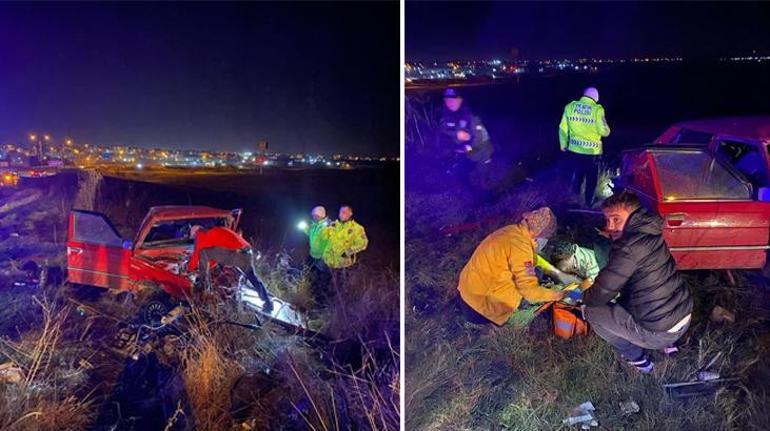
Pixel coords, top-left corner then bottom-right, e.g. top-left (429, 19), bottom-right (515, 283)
top-left (301, 205), bottom-right (332, 265)
top-left (322, 205), bottom-right (368, 270)
top-left (559, 87), bottom-right (611, 207)
top-left (437, 88), bottom-right (494, 189)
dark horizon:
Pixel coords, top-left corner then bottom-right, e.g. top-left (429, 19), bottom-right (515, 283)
top-left (406, 1), bottom-right (770, 62)
top-left (0, 2), bottom-right (399, 156)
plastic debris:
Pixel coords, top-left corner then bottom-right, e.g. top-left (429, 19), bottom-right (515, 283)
top-left (710, 305), bottom-right (735, 324)
top-left (696, 371), bottom-right (720, 382)
top-left (620, 400), bottom-right (640, 416)
top-left (563, 401), bottom-right (598, 428)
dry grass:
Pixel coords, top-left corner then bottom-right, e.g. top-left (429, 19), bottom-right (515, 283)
top-left (406, 175), bottom-right (770, 430)
top-left (0, 296), bottom-right (95, 431)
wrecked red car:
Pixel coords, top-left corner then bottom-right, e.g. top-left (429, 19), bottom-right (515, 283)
top-left (618, 146), bottom-right (770, 270)
top-left (66, 205), bottom-right (306, 328)
top-left (655, 116), bottom-right (770, 192)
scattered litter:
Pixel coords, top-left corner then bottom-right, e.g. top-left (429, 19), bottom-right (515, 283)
top-left (563, 401), bottom-right (598, 428)
top-left (0, 362), bottom-right (24, 384)
top-left (710, 305), bottom-right (735, 324)
top-left (619, 400), bottom-right (640, 416)
top-left (663, 378), bottom-right (740, 398)
top-left (696, 371), bottom-right (720, 382)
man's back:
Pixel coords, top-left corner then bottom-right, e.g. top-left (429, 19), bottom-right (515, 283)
top-left (189, 227), bottom-right (250, 271)
top-left (559, 96), bottom-right (611, 155)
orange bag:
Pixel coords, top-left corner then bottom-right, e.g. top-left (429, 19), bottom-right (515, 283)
top-left (552, 302), bottom-right (589, 339)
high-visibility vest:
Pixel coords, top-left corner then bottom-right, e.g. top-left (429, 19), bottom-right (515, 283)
top-left (558, 96), bottom-right (611, 155)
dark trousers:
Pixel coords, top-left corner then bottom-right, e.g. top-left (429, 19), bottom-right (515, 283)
top-left (584, 303), bottom-right (688, 361)
top-left (306, 256), bottom-right (332, 302)
top-left (199, 247), bottom-right (271, 304)
top-left (566, 151), bottom-right (599, 206)
top-left (456, 294), bottom-right (494, 325)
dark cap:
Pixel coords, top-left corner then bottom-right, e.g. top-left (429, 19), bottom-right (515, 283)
top-left (443, 88), bottom-right (461, 99)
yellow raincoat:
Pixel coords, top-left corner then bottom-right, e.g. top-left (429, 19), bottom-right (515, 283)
top-left (458, 223), bottom-right (563, 325)
top-left (322, 219), bottom-right (368, 269)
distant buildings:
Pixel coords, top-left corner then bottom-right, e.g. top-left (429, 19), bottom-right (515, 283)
top-left (0, 139), bottom-right (398, 170)
top-left (405, 56), bottom-right (690, 83)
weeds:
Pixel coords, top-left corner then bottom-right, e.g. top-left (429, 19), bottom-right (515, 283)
top-left (406, 167), bottom-right (770, 430)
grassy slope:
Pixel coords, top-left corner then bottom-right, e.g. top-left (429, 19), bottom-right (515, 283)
top-left (405, 170), bottom-right (770, 430)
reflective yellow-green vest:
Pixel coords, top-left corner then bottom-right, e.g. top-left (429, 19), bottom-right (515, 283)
top-left (559, 96), bottom-right (611, 155)
top-left (303, 218), bottom-right (331, 259)
top-left (323, 219), bottom-right (368, 269)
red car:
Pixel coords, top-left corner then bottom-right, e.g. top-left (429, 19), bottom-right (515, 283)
top-left (66, 205), bottom-right (306, 328)
top-left (655, 116), bottom-right (770, 192)
top-left (618, 146), bottom-right (770, 270)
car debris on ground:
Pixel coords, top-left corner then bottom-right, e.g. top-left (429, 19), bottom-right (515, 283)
top-left (562, 401), bottom-right (599, 428)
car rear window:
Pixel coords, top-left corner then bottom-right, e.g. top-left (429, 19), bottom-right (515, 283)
top-left (653, 151), bottom-right (751, 200)
top-left (671, 128), bottom-right (713, 145)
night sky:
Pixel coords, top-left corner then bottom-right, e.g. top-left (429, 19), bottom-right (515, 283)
top-left (0, 2), bottom-right (399, 155)
top-left (407, 1), bottom-right (770, 61)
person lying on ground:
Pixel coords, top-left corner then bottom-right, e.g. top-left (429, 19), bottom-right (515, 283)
top-left (189, 225), bottom-right (273, 312)
top-left (457, 207), bottom-right (568, 326)
top-left (549, 240), bottom-right (601, 281)
top-left (581, 190), bottom-right (693, 373)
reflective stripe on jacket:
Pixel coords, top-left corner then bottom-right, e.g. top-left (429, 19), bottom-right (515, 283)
top-left (558, 96), bottom-right (610, 155)
top-left (323, 219), bottom-right (368, 269)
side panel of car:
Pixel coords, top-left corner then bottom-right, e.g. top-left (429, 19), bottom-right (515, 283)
top-left (67, 211), bottom-right (133, 289)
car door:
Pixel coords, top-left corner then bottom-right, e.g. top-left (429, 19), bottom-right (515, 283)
top-left (67, 210), bottom-right (133, 289)
top-left (643, 149), bottom-right (770, 269)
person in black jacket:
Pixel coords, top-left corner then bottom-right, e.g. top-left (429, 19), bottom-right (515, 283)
top-left (581, 190), bottom-right (693, 373)
top-left (437, 88), bottom-right (495, 202)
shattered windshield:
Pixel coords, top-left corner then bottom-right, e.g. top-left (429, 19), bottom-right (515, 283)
top-left (142, 217), bottom-right (229, 248)
top-left (653, 151), bottom-right (751, 201)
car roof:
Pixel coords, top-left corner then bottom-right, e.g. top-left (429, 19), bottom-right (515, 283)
top-left (144, 205), bottom-right (232, 222)
top-left (669, 116), bottom-right (770, 141)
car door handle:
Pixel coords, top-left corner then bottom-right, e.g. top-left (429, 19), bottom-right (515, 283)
top-left (665, 213), bottom-right (686, 227)
top-left (67, 247), bottom-right (83, 255)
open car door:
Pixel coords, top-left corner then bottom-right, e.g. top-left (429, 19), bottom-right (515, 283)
top-left (67, 210), bottom-right (132, 290)
top-left (620, 147), bottom-right (770, 270)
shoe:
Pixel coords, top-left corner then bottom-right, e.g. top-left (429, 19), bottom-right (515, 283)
top-left (627, 356), bottom-right (655, 374)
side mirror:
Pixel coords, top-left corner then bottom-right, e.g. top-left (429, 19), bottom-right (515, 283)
top-left (122, 240), bottom-right (133, 250)
top-left (758, 187), bottom-right (770, 202)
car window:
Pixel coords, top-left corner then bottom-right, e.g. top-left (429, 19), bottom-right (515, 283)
top-left (653, 151), bottom-right (751, 200)
top-left (72, 212), bottom-right (124, 246)
top-left (716, 140), bottom-right (767, 186)
top-left (671, 128), bottom-right (713, 145)
top-left (143, 217), bottom-right (229, 247)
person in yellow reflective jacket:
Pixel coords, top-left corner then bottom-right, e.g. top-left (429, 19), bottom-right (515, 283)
top-left (559, 87), bottom-right (611, 207)
top-left (457, 207), bottom-right (566, 326)
top-left (323, 205), bottom-right (368, 269)
top-left (302, 206), bottom-right (332, 261)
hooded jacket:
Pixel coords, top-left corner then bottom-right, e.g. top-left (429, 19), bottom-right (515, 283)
top-left (458, 223), bottom-right (563, 326)
top-left (583, 207), bottom-right (692, 332)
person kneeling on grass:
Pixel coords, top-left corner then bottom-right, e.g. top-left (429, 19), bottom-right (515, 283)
top-left (581, 190), bottom-right (692, 373)
top-left (457, 207), bottom-right (569, 326)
